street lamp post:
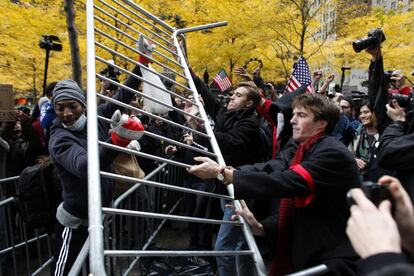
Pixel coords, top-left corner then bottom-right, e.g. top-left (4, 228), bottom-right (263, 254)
top-left (38, 35), bottom-right (62, 99)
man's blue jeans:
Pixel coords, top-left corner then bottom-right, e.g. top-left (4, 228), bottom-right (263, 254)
top-left (215, 199), bottom-right (254, 275)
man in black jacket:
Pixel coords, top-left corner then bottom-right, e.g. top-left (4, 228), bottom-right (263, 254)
top-left (377, 98), bottom-right (414, 201)
top-left (189, 93), bottom-right (361, 275)
top-left (191, 72), bottom-right (263, 275)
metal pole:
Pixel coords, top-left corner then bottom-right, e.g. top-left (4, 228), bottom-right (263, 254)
top-left (86, 0), bottom-right (106, 275)
top-left (340, 66), bottom-right (351, 92)
top-left (42, 48), bottom-right (50, 97)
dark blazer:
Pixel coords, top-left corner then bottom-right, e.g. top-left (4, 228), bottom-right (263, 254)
top-left (232, 135), bottom-right (362, 274)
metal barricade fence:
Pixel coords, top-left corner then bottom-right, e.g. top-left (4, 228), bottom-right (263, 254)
top-left (0, 176), bottom-right (53, 276)
top-left (84, 0), bottom-right (267, 275)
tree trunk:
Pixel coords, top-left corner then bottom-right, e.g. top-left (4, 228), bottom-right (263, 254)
top-left (64, 0), bottom-right (82, 88)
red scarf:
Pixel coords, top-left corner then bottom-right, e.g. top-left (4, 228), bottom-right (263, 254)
top-left (269, 132), bottom-right (324, 276)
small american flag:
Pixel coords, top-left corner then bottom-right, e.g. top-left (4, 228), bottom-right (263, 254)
top-left (285, 56), bottom-right (314, 93)
top-left (212, 69), bottom-right (232, 92)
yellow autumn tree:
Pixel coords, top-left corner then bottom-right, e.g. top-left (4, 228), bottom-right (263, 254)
top-left (2, 0), bottom-right (413, 97)
top-left (0, 0), bottom-right (87, 99)
top-left (310, 2), bottom-right (414, 81)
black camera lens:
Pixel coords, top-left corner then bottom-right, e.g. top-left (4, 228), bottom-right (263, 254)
top-left (352, 28), bottom-right (386, 53)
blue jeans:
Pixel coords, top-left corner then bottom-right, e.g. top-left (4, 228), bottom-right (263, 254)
top-left (215, 199), bottom-right (254, 276)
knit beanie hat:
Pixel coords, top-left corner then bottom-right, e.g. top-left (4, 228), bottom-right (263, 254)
top-left (52, 80), bottom-right (87, 108)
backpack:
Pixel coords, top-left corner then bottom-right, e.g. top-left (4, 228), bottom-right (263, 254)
top-left (14, 159), bottom-right (61, 231)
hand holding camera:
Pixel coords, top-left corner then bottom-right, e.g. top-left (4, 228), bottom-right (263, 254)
top-left (386, 99), bottom-right (406, 122)
top-left (347, 181), bottom-right (393, 208)
top-left (346, 186), bottom-right (401, 258)
top-left (346, 176), bottom-right (414, 258)
top-left (379, 176), bottom-right (414, 255)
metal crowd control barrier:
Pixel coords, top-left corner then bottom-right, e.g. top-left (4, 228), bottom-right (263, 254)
top-left (85, 0), bottom-right (267, 274)
top-left (0, 176), bottom-right (53, 276)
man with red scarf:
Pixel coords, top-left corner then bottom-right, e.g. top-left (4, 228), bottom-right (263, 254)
top-left (189, 93), bottom-right (361, 275)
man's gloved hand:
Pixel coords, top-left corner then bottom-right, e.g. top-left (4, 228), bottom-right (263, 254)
top-left (110, 110), bottom-right (144, 147)
top-left (137, 34), bottom-right (155, 65)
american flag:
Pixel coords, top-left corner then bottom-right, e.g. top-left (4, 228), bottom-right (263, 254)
top-left (285, 56), bottom-right (314, 93)
top-left (212, 69), bottom-right (232, 92)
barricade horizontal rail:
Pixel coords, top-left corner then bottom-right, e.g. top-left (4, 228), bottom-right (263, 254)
top-left (118, 0), bottom-right (175, 34)
top-left (97, 0), bottom-right (177, 53)
top-left (287, 264), bottom-right (329, 276)
top-left (98, 115), bottom-right (216, 158)
top-left (95, 71), bottom-right (201, 123)
top-left (94, 41), bottom-right (192, 93)
top-left (104, 250), bottom-right (254, 257)
top-left (101, 171), bottom-right (233, 200)
top-left (113, 162), bottom-right (168, 208)
top-left (99, 142), bottom-right (192, 169)
top-left (0, 176), bottom-right (19, 184)
top-left (115, 0), bottom-right (175, 40)
top-left (0, 233), bottom-right (49, 255)
top-left (0, 176), bottom-right (53, 276)
top-left (95, 53), bottom-right (189, 99)
top-left (96, 93), bottom-right (210, 138)
top-left (94, 4), bottom-right (182, 65)
top-left (103, 207), bottom-right (242, 225)
top-left (94, 24), bottom-right (187, 80)
top-left (0, 197), bottom-right (14, 208)
top-left (95, 72), bottom-right (194, 108)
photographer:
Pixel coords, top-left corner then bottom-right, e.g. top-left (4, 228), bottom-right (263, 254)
top-left (361, 30), bottom-right (391, 134)
top-left (376, 98), bottom-right (414, 201)
top-left (346, 176), bottom-right (414, 275)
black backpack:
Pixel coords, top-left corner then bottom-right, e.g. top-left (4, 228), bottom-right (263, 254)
top-left (15, 160), bottom-right (61, 231)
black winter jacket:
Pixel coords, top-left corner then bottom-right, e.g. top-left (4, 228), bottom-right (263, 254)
top-left (49, 66), bottom-right (141, 219)
top-left (232, 135), bottom-right (361, 274)
top-left (192, 73), bottom-right (262, 168)
top-left (377, 121), bottom-right (414, 201)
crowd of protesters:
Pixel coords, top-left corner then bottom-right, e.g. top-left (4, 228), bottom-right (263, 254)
top-left (0, 30), bottom-right (414, 276)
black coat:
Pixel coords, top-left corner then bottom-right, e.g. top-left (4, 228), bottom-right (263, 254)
top-left (192, 73), bottom-right (262, 168)
top-left (377, 121), bottom-right (414, 201)
top-left (232, 135), bottom-right (361, 274)
top-left (358, 253), bottom-right (411, 276)
top-left (368, 56), bottom-right (391, 134)
top-left (49, 66), bottom-right (141, 219)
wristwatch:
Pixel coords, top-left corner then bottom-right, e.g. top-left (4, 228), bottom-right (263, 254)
top-left (217, 166), bottom-right (226, 182)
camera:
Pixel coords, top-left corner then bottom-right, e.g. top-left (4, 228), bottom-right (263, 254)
top-left (391, 92), bottom-right (414, 110)
top-left (347, 181), bottom-right (393, 207)
top-left (353, 28), bottom-right (386, 53)
top-left (38, 35), bottom-right (62, 51)
top-left (327, 83), bottom-right (340, 98)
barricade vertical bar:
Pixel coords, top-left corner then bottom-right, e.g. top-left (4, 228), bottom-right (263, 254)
top-left (86, 0), bottom-right (106, 275)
